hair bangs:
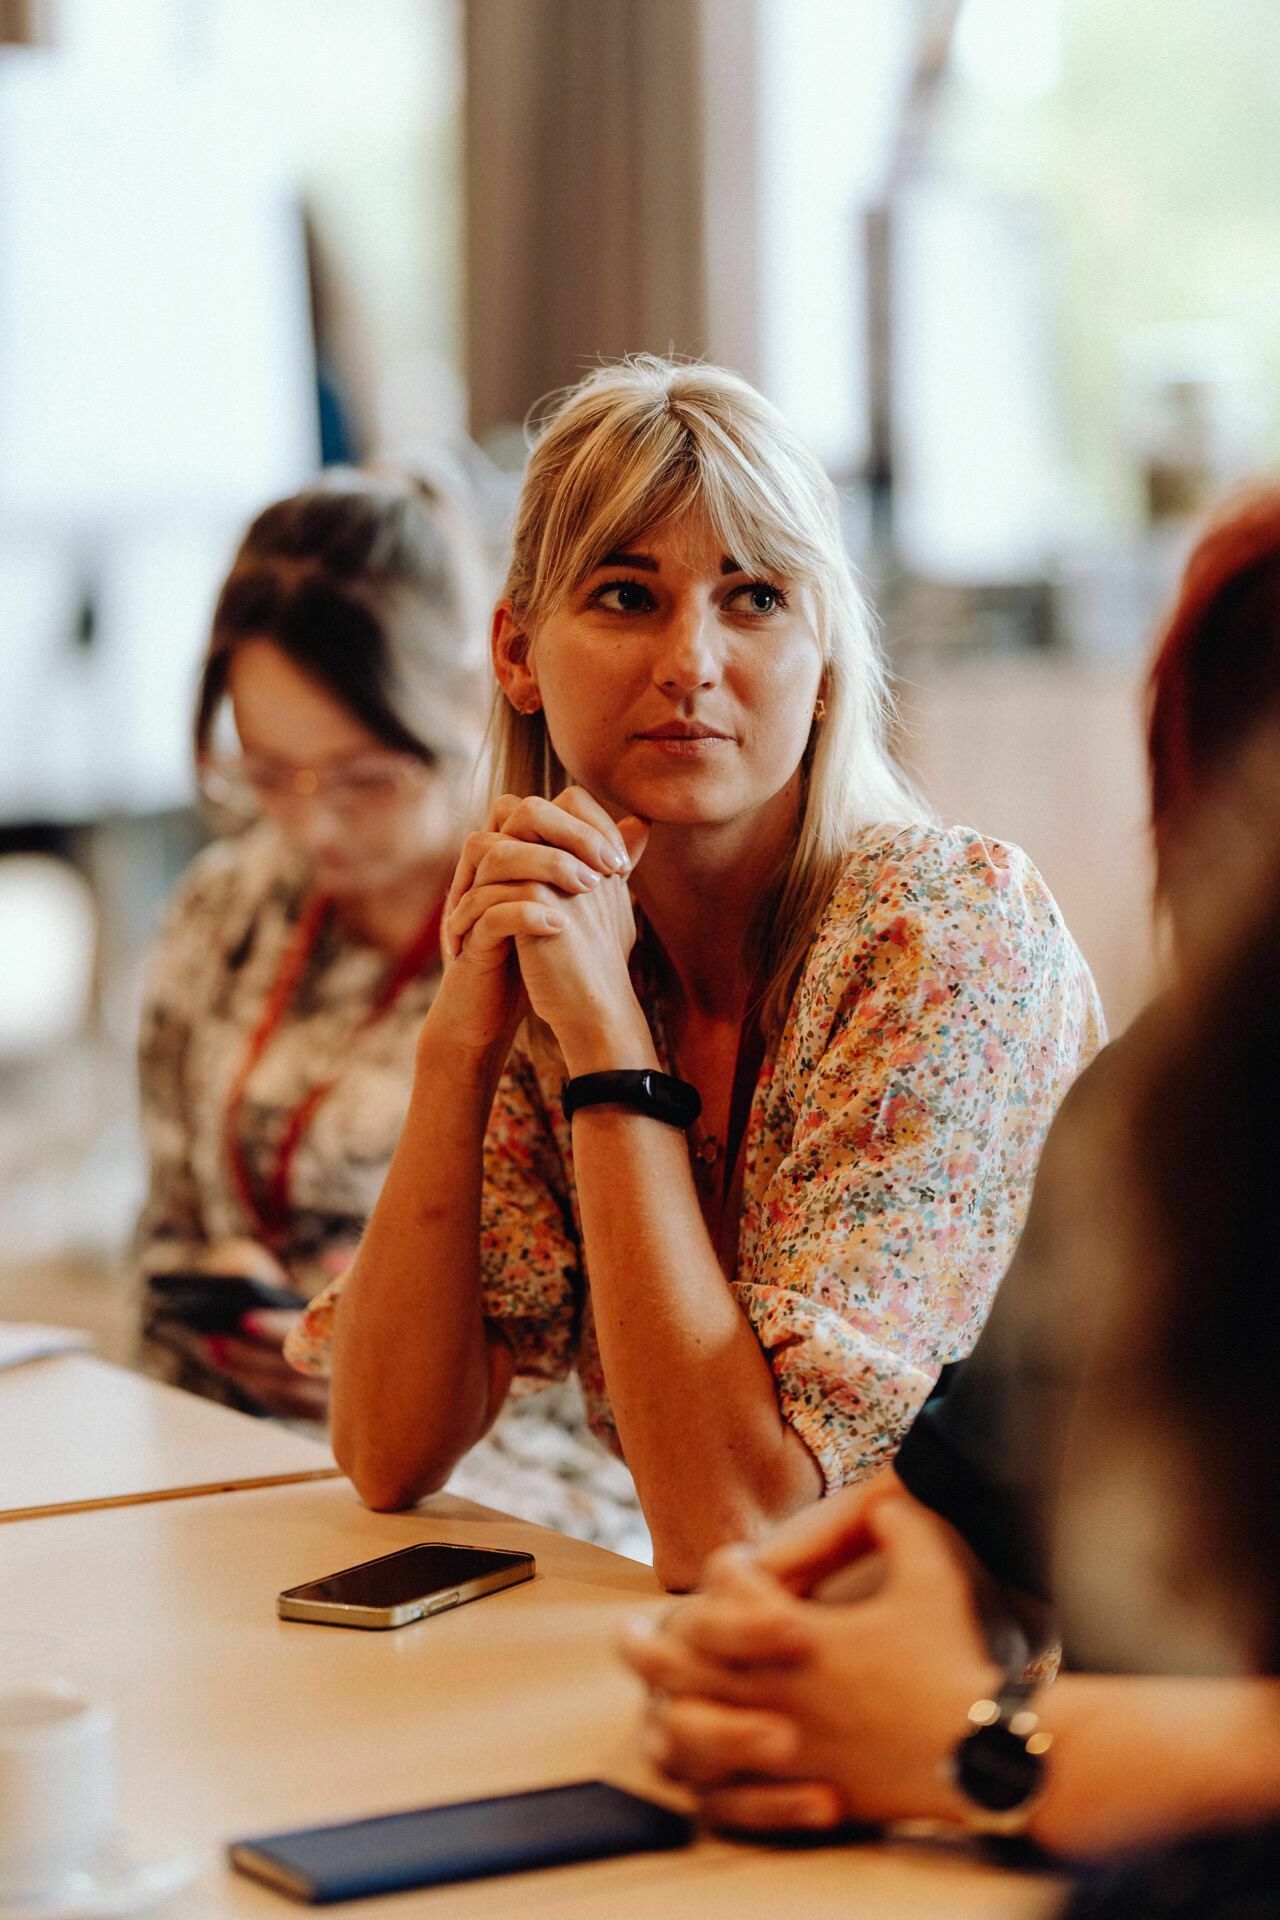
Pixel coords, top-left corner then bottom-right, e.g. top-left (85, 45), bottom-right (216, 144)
top-left (525, 397), bottom-right (830, 630)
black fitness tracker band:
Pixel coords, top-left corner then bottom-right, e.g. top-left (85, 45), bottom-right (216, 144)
top-left (950, 1677), bottom-right (1052, 1836)
top-left (560, 1069), bottom-right (702, 1130)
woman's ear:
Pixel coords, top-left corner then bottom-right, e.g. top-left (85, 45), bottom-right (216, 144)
top-left (491, 602), bottom-right (542, 715)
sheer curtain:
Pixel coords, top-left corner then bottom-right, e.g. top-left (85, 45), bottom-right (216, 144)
top-left (464, 0), bottom-right (759, 438)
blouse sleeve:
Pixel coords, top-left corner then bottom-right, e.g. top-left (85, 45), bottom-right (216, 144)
top-left (477, 1044), bottom-right (581, 1391)
top-left (132, 846), bottom-right (242, 1277)
top-left (739, 828), bottom-right (1104, 1494)
top-left (287, 1042), bottom-right (581, 1388)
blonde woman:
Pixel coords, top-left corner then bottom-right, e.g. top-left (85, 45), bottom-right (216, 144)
top-left (289, 358), bottom-right (1102, 1587)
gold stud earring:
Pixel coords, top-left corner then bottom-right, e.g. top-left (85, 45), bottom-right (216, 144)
top-left (813, 697), bottom-right (827, 722)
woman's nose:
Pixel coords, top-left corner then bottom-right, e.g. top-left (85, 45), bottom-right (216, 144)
top-left (653, 601), bottom-right (720, 692)
top-left (283, 791), bottom-right (348, 852)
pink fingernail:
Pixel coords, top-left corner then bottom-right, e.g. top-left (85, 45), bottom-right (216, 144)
top-left (792, 1791), bottom-right (838, 1828)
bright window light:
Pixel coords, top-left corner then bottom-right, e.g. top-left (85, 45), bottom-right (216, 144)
top-left (954, 0), bottom-right (1063, 102)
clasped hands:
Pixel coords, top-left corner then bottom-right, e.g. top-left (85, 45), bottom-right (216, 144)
top-left (618, 1473), bottom-right (1005, 1835)
top-left (441, 787), bottom-right (651, 1060)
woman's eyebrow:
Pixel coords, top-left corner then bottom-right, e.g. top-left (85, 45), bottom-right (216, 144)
top-left (593, 550), bottom-right (747, 575)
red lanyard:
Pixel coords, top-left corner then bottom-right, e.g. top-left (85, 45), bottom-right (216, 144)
top-left (223, 890), bottom-right (444, 1246)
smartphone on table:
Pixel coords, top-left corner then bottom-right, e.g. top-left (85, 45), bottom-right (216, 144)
top-left (229, 1779), bottom-right (694, 1903)
top-left (277, 1541), bottom-right (536, 1629)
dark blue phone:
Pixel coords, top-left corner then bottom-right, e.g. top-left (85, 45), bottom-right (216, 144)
top-left (228, 1780), bottom-right (694, 1903)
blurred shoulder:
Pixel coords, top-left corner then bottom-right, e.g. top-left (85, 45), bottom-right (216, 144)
top-left (148, 827), bottom-right (307, 977)
top-left (160, 824), bottom-right (304, 926)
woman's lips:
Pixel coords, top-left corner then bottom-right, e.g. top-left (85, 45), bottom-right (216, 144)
top-left (632, 725), bottom-right (732, 754)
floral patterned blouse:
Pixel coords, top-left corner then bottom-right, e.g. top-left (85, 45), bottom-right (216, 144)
top-left (135, 823), bottom-right (441, 1300)
top-left (289, 822), bottom-right (1104, 1492)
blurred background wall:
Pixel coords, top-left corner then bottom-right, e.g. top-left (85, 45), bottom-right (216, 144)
top-left (4, 0), bottom-right (1279, 1347)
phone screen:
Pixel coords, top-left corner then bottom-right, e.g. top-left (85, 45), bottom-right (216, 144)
top-left (283, 1544), bottom-right (528, 1609)
top-left (230, 1779), bottom-right (694, 1900)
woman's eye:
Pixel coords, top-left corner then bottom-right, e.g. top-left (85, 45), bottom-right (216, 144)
top-left (593, 579), bottom-right (655, 614)
top-left (728, 582), bottom-right (786, 616)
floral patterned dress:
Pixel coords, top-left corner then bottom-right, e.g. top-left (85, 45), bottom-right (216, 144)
top-left (290, 822), bottom-right (1105, 1493)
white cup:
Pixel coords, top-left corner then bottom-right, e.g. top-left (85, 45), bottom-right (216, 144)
top-left (0, 1682), bottom-right (115, 1900)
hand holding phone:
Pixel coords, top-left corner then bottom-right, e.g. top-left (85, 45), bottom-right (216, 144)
top-left (144, 1271), bottom-right (305, 1336)
top-left (143, 1273), bottom-right (326, 1420)
top-left (277, 1542), bottom-right (536, 1629)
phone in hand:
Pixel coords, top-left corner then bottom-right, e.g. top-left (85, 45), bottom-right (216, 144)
top-left (276, 1542), bottom-right (536, 1629)
top-left (229, 1779), bottom-right (694, 1902)
top-left (144, 1271), bottom-right (305, 1336)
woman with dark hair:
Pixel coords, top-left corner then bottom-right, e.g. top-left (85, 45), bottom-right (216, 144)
top-left (135, 468), bottom-right (487, 1419)
top-left (625, 486), bottom-right (1280, 1862)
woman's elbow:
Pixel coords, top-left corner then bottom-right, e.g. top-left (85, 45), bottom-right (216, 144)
top-left (340, 1444), bottom-right (453, 1514)
top-left (648, 1471), bottom-right (818, 1592)
top-left (650, 1516), bottom-right (759, 1594)
top-left (652, 1549), bottom-right (700, 1594)
top-left (330, 1414), bottom-right (453, 1513)
top-left (356, 1469), bottom-right (446, 1514)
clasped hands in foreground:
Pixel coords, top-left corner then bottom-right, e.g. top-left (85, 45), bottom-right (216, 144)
top-left (621, 1473), bottom-right (1012, 1836)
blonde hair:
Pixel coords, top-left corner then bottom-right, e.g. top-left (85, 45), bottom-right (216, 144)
top-left (491, 355), bottom-right (928, 1031)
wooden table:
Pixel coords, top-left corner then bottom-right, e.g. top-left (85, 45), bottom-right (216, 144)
top-left (0, 1353), bottom-right (337, 1520)
top-left (0, 1475), bottom-right (1060, 1917)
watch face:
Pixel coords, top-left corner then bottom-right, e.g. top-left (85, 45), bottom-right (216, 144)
top-left (955, 1722), bottom-right (1046, 1813)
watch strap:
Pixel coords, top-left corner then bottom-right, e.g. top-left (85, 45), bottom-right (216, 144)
top-left (561, 1069), bottom-right (702, 1130)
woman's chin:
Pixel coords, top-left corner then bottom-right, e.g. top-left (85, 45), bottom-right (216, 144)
top-left (308, 853), bottom-right (385, 898)
top-left (597, 775), bottom-right (738, 829)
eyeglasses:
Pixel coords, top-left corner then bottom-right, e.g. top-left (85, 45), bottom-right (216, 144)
top-left (198, 752), bottom-right (430, 820)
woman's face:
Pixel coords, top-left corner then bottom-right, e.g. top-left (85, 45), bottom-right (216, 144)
top-left (225, 639), bottom-right (451, 898)
top-left (507, 512), bottom-right (824, 841)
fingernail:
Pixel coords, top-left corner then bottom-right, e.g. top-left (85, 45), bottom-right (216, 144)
top-left (756, 1727), bottom-right (795, 1767)
top-left (580, 870), bottom-right (602, 888)
top-left (788, 1791), bottom-right (836, 1828)
top-left (608, 846), bottom-right (628, 870)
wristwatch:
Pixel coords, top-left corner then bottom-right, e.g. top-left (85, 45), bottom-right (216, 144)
top-left (560, 1069), bottom-right (701, 1130)
top-left (949, 1678), bottom-right (1052, 1835)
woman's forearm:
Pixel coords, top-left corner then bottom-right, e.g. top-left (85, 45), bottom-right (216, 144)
top-left (1027, 1676), bottom-right (1280, 1858)
top-left (569, 1099), bottom-right (821, 1589)
top-left (330, 1010), bottom-right (514, 1510)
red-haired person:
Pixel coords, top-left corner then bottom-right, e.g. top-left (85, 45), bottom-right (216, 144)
top-left (625, 486), bottom-right (1280, 1870)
